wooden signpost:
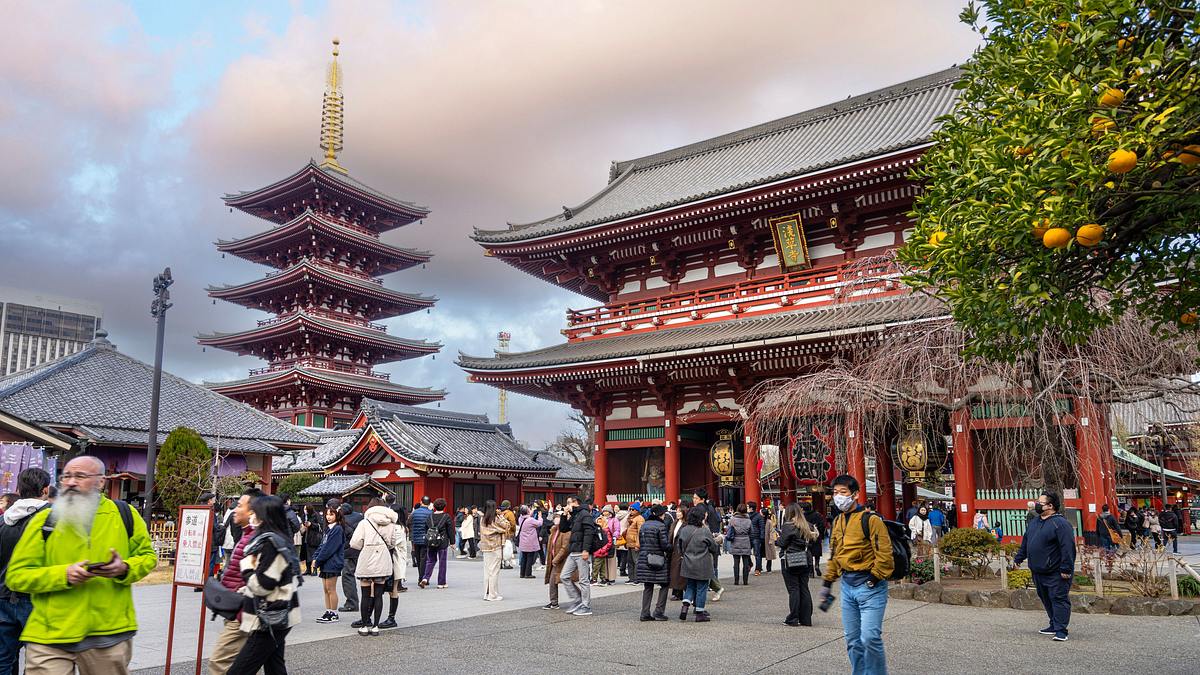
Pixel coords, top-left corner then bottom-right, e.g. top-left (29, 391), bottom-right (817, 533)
top-left (164, 505), bottom-right (213, 675)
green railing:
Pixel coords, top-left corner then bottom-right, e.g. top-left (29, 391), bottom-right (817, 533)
top-left (975, 488), bottom-right (1044, 501)
top-left (606, 427), bottom-right (665, 442)
top-left (608, 491), bottom-right (666, 504)
top-left (978, 508), bottom-right (1081, 538)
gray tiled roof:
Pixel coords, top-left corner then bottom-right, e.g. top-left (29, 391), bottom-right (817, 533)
top-left (274, 429), bottom-right (361, 472)
top-left (526, 450), bottom-right (594, 482)
top-left (368, 402), bottom-right (553, 473)
top-left (206, 366), bottom-right (446, 402)
top-left (0, 338), bottom-right (316, 447)
top-left (197, 311), bottom-right (441, 353)
top-left (1110, 390), bottom-right (1200, 437)
top-left (224, 160), bottom-right (430, 219)
top-left (458, 293), bottom-right (946, 371)
top-left (474, 67), bottom-right (961, 243)
top-left (77, 426), bottom-right (281, 454)
top-left (297, 473), bottom-right (376, 497)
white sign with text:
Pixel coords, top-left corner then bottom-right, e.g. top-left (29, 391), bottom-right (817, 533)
top-left (174, 506), bottom-right (212, 587)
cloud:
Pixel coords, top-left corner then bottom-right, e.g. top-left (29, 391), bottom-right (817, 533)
top-left (1, 0), bottom-right (980, 450)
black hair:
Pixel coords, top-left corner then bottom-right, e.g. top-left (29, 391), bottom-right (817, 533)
top-left (250, 494), bottom-right (290, 536)
top-left (198, 492), bottom-right (215, 504)
top-left (650, 504), bottom-right (666, 519)
top-left (243, 487), bottom-right (264, 499)
top-left (433, 497), bottom-right (446, 511)
top-left (325, 505), bottom-right (345, 526)
top-left (832, 474), bottom-right (860, 494)
top-left (565, 495), bottom-right (581, 505)
top-left (693, 488), bottom-right (708, 501)
top-left (1042, 490), bottom-right (1062, 513)
top-left (385, 492), bottom-right (396, 504)
top-left (736, 503), bottom-right (748, 515)
top-left (1, 493), bottom-right (17, 506)
top-left (483, 499), bottom-right (498, 526)
top-left (17, 467), bottom-right (51, 499)
top-left (421, 495), bottom-right (431, 505)
top-left (47, 486), bottom-right (58, 499)
top-left (686, 508), bottom-right (706, 527)
top-left (279, 492), bottom-right (291, 504)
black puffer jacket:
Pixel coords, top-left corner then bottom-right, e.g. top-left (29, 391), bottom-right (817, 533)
top-left (635, 517), bottom-right (671, 584)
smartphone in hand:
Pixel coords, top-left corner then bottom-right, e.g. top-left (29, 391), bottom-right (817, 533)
top-left (85, 551), bottom-right (116, 572)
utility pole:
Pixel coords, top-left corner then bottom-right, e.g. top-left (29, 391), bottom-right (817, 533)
top-left (497, 331), bottom-right (510, 424)
top-left (145, 268), bottom-right (173, 522)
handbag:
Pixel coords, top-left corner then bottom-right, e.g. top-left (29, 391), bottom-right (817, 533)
top-left (646, 552), bottom-right (666, 571)
top-left (784, 549), bottom-right (809, 568)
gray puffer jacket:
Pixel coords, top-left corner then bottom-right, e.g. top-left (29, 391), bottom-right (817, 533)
top-left (726, 514), bottom-right (753, 555)
top-left (677, 524), bottom-right (718, 581)
top-left (635, 518), bottom-right (671, 584)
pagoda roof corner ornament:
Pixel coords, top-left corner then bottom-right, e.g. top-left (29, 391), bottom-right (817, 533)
top-left (319, 37), bottom-right (348, 175)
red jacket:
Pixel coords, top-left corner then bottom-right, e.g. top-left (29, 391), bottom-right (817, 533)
top-left (221, 525), bottom-right (255, 592)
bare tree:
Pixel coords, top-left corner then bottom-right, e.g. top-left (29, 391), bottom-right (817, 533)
top-left (745, 254), bottom-right (1200, 491)
top-left (545, 408), bottom-right (595, 470)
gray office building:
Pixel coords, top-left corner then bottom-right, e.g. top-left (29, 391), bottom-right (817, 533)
top-left (0, 288), bottom-right (103, 377)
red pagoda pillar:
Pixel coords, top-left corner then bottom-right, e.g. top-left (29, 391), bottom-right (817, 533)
top-left (780, 464), bottom-right (796, 505)
top-left (847, 412), bottom-right (868, 505)
top-left (744, 429), bottom-right (761, 508)
top-left (1074, 397), bottom-right (1105, 534)
top-left (664, 413), bottom-right (680, 505)
top-left (594, 417), bottom-right (608, 506)
top-left (951, 408), bottom-right (976, 528)
top-left (875, 443), bottom-right (896, 519)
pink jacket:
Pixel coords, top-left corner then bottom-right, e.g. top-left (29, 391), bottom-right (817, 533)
top-left (518, 513), bottom-right (543, 552)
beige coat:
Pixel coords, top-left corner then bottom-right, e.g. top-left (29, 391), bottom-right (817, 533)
top-left (350, 506), bottom-right (405, 578)
top-left (763, 514), bottom-right (779, 561)
top-left (479, 516), bottom-right (513, 552)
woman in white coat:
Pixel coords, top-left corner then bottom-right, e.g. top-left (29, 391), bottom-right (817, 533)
top-left (908, 506), bottom-right (935, 558)
top-left (350, 498), bottom-right (405, 635)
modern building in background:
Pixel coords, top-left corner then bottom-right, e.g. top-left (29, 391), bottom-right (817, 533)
top-left (0, 287), bottom-right (103, 377)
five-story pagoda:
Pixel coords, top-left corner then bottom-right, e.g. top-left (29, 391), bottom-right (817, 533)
top-left (201, 39), bottom-right (445, 428)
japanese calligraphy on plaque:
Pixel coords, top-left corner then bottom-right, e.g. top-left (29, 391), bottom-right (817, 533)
top-left (785, 419), bottom-right (840, 486)
top-left (768, 213), bottom-right (811, 272)
top-left (174, 505), bottom-right (213, 587)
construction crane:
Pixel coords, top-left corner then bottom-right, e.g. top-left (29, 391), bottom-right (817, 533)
top-left (497, 331), bottom-right (511, 424)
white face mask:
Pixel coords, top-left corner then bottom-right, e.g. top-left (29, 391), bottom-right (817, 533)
top-left (833, 494), bottom-right (857, 512)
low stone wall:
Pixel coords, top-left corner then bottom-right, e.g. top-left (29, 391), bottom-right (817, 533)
top-left (888, 582), bottom-right (1200, 616)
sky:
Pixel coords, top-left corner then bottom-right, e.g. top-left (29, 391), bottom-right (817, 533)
top-left (0, 0), bottom-right (981, 450)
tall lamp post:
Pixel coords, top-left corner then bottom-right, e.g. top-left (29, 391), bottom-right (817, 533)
top-left (1143, 423), bottom-right (1175, 507)
top-left (144, 268), bottom-right (173, 522)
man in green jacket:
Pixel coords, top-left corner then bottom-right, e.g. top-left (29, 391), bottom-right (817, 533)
top-left (6, 455), bottom-right (156, 674)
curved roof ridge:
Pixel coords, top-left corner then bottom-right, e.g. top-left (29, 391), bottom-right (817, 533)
top-left (207, 260), bottom-right (438, 304)
top-left (215, 211), bottom-right (434, 259)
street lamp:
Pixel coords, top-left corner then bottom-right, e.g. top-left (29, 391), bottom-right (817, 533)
top-left (144, 267), bottom-right (173, 522)
top-left (1143, 422), bottom-right (1178, 507)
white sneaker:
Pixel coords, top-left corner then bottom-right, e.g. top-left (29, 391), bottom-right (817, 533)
top-left (711, 588), bottom-right (724, 602)
top-left (357, 626), bottom-right (370, 636)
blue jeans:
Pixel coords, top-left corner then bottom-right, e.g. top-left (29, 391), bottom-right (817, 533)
top-left (841, 579), bottom-right (888, 675)
top-left (0, 596), bottom-right (33, 675)
top-left (683, 578), bottom-right (709, 612)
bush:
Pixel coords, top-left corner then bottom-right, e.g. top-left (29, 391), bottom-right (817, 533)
top-left (910, 558), bottom-right (935, 585)
top-left (1007, 568), bottom-right (1031, 589)
top-left (939, 528), bottom-right (1001, 579)
top-left (155, 427), bottom-right (211, 515)
top-left (276, 472), bottom-right (321, 499)
top-left (1001, 541), bottom-right (1021, 560)
top-left (1178, 576), bottom-right (1200, 598)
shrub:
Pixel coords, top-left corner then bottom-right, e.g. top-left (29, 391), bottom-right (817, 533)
top-left (1001, 541), bottom-right (1021, 560)
top-left (1072, 573), bottom-right (1091, 588)
top-left (939, 528), bottom-right (1001, 579)
top-left (910, 558), bottom-right (935, 585)
top-left (1178, 576), bottom-right (1200, 598)
top-left (1007, 568), bottom-right (1031, 589)
top-left (276, 472), bottom-right (321, 499)
top-left (155, 427), bottom-right (212, 515)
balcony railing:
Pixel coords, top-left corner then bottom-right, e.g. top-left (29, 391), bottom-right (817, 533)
top-left (563, 259), bottom-right (902, 340)
top-left (256, 308), bottom-right (387, 331)
top-left (249, 358), bottom-right (391, 381)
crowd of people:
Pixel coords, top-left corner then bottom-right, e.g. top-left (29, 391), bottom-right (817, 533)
top-left (1095, 501), bottom-right (1187, 553)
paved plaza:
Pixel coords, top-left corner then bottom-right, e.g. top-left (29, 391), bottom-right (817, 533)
top-left (126, 545), bottom-right (1200, 675)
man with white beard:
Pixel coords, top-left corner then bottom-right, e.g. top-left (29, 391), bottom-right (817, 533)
top-left (6, 456), bottom-right (156, 674)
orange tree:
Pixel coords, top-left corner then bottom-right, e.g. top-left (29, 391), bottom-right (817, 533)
top-left (899, 0), bottom-right (1200, 359)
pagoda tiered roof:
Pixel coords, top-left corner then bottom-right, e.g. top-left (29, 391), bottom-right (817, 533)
top-left (223, 160), bottom-right (430, 232)
top-left (197, 310), bottom-right (440, 363)
top-left (207, 365), bottom-right (446, 405)
top-left (474, 67), bottom-right (960, 246)
top-left (206, 260), bottom-right (436, 320)
top-left (216, 210), bottom-right (432, 275)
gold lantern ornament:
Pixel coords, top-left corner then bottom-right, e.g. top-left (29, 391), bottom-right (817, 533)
top-left (897, 418), bottom-right (929, 482)
top-left (710, 429), bottom-right (736, 482)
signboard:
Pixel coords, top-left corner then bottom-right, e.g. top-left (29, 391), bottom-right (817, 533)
top-left (784, 419), bottom-right (839, 486)
top-left (173, 505), bottom-right (213, 587)
top-left (709, 429), bottom-right (736, 477)
top-left (768, 213), bottom-right (811, 272)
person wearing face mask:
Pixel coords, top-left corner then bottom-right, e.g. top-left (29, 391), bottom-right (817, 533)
top-left (821, 475), bottom-right (893, 675)
top-left (1012, 491), bottom-right (1075, 642)
top-left (908, 507), bottom-right (934, 558)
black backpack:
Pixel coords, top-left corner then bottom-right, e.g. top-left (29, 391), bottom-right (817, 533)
top-left (588, 520), bottom-right (607, 553)
top-left (425, 513), bottom-right (447, 549)
top-left (840, 511), bottom-right (911, 582)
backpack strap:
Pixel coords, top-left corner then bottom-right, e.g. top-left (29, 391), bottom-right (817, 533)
top-left (42, 499), bottom-right (133, 542)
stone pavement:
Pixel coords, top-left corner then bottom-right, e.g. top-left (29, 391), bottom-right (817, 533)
top-left (129, 554), bottom-right (1200, 675)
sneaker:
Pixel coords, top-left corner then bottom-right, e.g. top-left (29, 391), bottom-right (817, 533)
top-left (640, 615), bottom-right (655, 621)
top-left (624, 580), bottom-right (638, 586)
top-left (437, 584), bottom-right (447, 589)
top-left (695, 611), bottom-right (711, 622)
top-left (351, 619), bottom-right (366, 628)
top-left (338, 605), bottom-right (356, 613)
top-left (711, 588), bottom-right (724, 602)
top-left (369, 626), bottom-right (380, 636)
top-left (652, 614), bottom-right (669, 621)
top-left (542, 602), bottom-right (559, 610)
top-left (377, 618), bottom-right (398, 630)
top-left (315, 611), bottom-right (338, 624)
top-left (418, 579), bottom-right (429, 589)
top-left (357, 626), bottom-right (370, 636)
top-left (560, 603), bottom-right (578, 613)
top-left (571, 606), bottom-right (593, 616)
top-left (1038, 626), bottom-right (1056, 635)
top-left (1053, 632), bottom-right (1068, 641)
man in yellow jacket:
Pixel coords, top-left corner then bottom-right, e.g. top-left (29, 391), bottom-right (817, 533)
top-left (7, 456), bottom-right (156, 674)
top-left (821, 474), bottom-right (893, 675)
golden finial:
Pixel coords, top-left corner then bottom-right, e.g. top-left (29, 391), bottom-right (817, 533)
top-left (320, 37), bottom-right (346, 173)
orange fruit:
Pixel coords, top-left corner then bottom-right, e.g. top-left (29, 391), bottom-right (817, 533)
top-left (1179, 145), bottom-right (1200, 167)
top-left (1091, 116), bottom-right (1115, 135)
top-left (1182, 312), bottom-right (1198, 326)
top-left (1117, 37), bottom-right (1135, 53)
top-left (1013, 146), bottom-right (1033, 157)
top-left (1042, 228), bottom-right (1072, 249)
top-left (1107, 149), bottom-right (1138, 174)
top-left (1099, 88), bottom-right (1125, 107)
top-left (928, 231), bottom-right (948, 247)
top-left (1032, 218), bottom-right (1051, 238)
top-left (1075, 224), bottom-right (1105, 247)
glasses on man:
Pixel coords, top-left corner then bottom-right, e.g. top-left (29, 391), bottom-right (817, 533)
top-left (60, 472), bottom-right (103, 481)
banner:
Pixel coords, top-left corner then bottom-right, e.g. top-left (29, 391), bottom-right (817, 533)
top-left (783, 418), bottom-right (840, 486)
top-left (768, 213), bottom-right (811, 272)
top-left (0, 444), bottom-right (57, 493)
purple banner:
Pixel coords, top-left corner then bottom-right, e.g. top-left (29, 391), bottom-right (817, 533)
top-left (0, 444), bottom-right (56, 493)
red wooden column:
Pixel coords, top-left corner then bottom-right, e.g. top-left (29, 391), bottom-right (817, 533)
top-left (951, 407), bottom-right (976, 528)
top-left (743, 428), bottom-right (761, 508)
top-left (664, 413), bottom-right (680, 505)
top-left (593, 416), bottom-right (608, 506)
top-left (258, 455), bottom-right (274, 494)
top-left (875, 443), bottom-right (896, 519)
top-left (780, 462), bottom-right (796, 505)
top-left (847, 412), bottom-right (868, 505)
top-left (1074, 397), bottom-right (1105, 534)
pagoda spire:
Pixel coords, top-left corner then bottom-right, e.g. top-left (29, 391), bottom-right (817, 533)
top-left (320, 37), bottom-right (346, 173)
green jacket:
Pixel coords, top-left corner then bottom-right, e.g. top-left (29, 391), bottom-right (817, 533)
top-left (6, 497), bottom-right (157, 644)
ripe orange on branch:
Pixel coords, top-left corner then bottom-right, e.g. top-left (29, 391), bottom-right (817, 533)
top-left (1090, 116), bottom-right (1115, 135)
top-left (1107, 149), bottom-right (1137, 174)
top-left (1098, 88), bottom-right (1125, 107)
top-left (1075, 224), bottom-right (1105, 247)
top-left (1179, 145), bottom-right (1200, 167)
top-left (1032, 218), bottom-right (1050, 238)
top-left (1042, 228), bottom-right (1072, 249)
top-left (928, 231), bottom-right (948, 247)
top-left (1182, 312), bottom-right (1198, 326)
